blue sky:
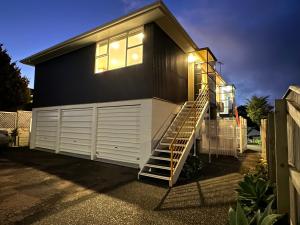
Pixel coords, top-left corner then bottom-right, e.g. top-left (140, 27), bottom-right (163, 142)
top-left (1, 0), bottom-right (299, 104)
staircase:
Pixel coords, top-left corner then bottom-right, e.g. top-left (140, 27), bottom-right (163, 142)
top-left (138, 87), bottom-right (209, 187)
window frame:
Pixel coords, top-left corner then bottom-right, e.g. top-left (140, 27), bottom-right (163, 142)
top-left (94, 26), bottom-right (144, 74)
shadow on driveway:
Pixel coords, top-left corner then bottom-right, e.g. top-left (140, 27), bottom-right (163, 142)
top-left (0, 148), bottom-right (260, 225)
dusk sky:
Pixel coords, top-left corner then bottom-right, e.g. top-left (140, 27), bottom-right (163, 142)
top-left (1, 0), bottom-right (299, 104)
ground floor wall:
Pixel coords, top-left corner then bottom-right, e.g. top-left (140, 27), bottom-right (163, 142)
top-left (30, 98), bottom-right (179, 168)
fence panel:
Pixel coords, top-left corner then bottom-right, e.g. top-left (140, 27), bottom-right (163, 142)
top-left (200, 117), bottom-right (247, 157)
top-left (0, 110), bottom-right (32, 146)
top-left (268, 86), bottom-right (300, 224)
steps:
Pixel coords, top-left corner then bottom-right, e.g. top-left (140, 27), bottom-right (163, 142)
top-left (138, 89), bottom-right (209, 186)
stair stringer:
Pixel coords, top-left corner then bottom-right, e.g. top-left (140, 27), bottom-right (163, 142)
top-left (169, 101), bottom-right (209, 187)
top-left (138, 102), bottom-right (187, 179)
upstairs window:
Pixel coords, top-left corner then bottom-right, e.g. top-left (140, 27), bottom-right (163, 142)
top-left (95, 27), bottom-right (144, 73)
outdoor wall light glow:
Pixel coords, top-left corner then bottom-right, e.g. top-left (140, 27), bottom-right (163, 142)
top-left (188, 54), bottom-right (195, 63)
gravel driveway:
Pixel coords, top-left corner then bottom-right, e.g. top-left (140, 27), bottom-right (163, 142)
top-left (0, 148), bottom-right (259, 225)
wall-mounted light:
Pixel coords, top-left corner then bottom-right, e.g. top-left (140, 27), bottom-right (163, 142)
top-left (188, 54), bottom-right (195, 63)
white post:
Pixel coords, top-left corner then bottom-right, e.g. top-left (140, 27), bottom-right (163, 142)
top-left (90, 106), bottom-right (98, 160)
top-left (55, 108), bottom-right (61, 154)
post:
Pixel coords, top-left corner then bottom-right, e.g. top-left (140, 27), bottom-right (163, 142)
top-left (267, 112), bottom-right (276, 182)
top-left (55, 108), bottom-right (61, 154)
top-left (274, 99), bottom-right (290, 215)
top-left (208, 106), bottom-right (211, 163)
top-left (193, 105), bottom-right (196, 156)
top-left (239, 116), bottom-right (243, 153)
top-left (261, 119), bottom-right (267, 160)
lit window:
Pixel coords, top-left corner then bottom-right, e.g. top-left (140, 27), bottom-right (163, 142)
top-left (127, 45), bottom-right (143, 66)
top-left (95, 41), bottom-right (108, 73)
top-left (128, 31), bottom-right (144, 47)
top-left (109, 35), bottom-right (126, 70)
top-left (95, 27), bottom-right (144, 73)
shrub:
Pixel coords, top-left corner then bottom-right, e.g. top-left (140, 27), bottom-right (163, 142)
top-left (229, 201), bottom-right (282, 225)
top-left (180, 154), bottom-right (203, 179)
top-left (237, 174), bottom-right (275, 217)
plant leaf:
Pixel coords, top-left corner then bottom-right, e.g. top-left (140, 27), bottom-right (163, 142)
top-left (258, 201), bottom-right (273, 224)
top-left (228, 207), bottom-right (237, 225)
top-left (260, 214), bottom-right (283, 225)
top-left (236, 203), bottom-right (249, 225)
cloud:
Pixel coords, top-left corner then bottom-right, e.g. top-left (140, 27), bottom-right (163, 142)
top-left (121, 0), bottom-right (152, 12)
top-left (174, 0), bottom-right (300, 104)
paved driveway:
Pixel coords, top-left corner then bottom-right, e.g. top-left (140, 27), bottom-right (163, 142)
top-left (0, 148), bottom-right (259, 225)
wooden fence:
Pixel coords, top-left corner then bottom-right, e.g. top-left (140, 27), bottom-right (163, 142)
top-left (0, 111), bottom-right (32, 146)
top-left (263, 86), bottom-right (300, 224)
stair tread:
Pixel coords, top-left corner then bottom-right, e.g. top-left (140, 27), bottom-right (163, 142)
top-left (144, 163), bottom-right (171, 170)
top-left (139, 172), bottom-right (170, 181)
top-left (160, 143), bottom-right (186, 147)
top-left (150, 156), bottom-right (178, 161)
top-left (155, 149), bottom-right (182, 154)
top-left (164, 137), bottom-right (190, 140)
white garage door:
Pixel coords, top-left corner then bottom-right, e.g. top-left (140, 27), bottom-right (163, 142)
top-left (96, 105), bottom-right (141, 165)
top-left (35, 110), bottom-right (59, 150)
top-left (59, 108), bottom-right (93, 156)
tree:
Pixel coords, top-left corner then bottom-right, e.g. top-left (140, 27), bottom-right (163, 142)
top-left (237, 105), bottom-right (258, 129)
top-left (0, 44), bottom-right (30, 111)
top-left (246, 96), bottom-right (273, 126)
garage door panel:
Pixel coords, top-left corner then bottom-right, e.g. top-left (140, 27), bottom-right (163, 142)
top-left (61, 116), bottom-right (92, 122)
top-left (60, 137), bottom-right (91, 145)
top-left (36, 110), bottom-right (58, 117)
top-left (35, 110), bottom-right (59, 150)
top-left (59, 108), bottom-right (93, 156)
top-left (60, 127), bottom-right (91, 134)
top-left (36, 130), bottom-right (57, 137)
top-left (98, 120), bottom-right (140, 126)
top-left (60, 132), bottom-right (91, 140)
top-left (61, 108), bottom-right (93, 117)
top-left (36, 121), bottom-right (58, 127)
top-left (97, 132), bottom-right (139, 139)
top-left (60, 143), bottom-right (91, 153)
top-left (36, 135), bottom-right (56, 142)
top-left (36, 126), bottom-right (57, 132)
top-left (37, 116), bottom-right (58, 122)
top-left (98, 112), bottom-right (140, 118)
top-left (61, 121), bottom-right (92, 128)
top-left (96, 105), bottom-right (140, 164)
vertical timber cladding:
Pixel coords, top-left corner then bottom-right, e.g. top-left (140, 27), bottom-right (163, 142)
top-left (59, 108), bottom-right (93, 155)
top-left (96, 105), bottom-right (141, 165)
top-left (35, 110), bottom-right (59, 149)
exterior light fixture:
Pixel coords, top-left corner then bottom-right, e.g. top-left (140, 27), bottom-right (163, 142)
top-left (188, 54), bottom-right (195, 63)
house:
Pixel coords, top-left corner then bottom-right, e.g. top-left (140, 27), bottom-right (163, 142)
top-left (21, 1), bottom-right (232, 186)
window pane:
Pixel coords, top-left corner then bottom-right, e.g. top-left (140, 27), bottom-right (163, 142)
top-left (127, 45), bottom-right (143, 66)
top-left (109, 36), bottom-right (126, 70)
top-left (95, 56), bottom-right (107, 73)
top-left (128, 32), bottom-right (144, 48)
top-left (96, 41), bottom-right (108, 56)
